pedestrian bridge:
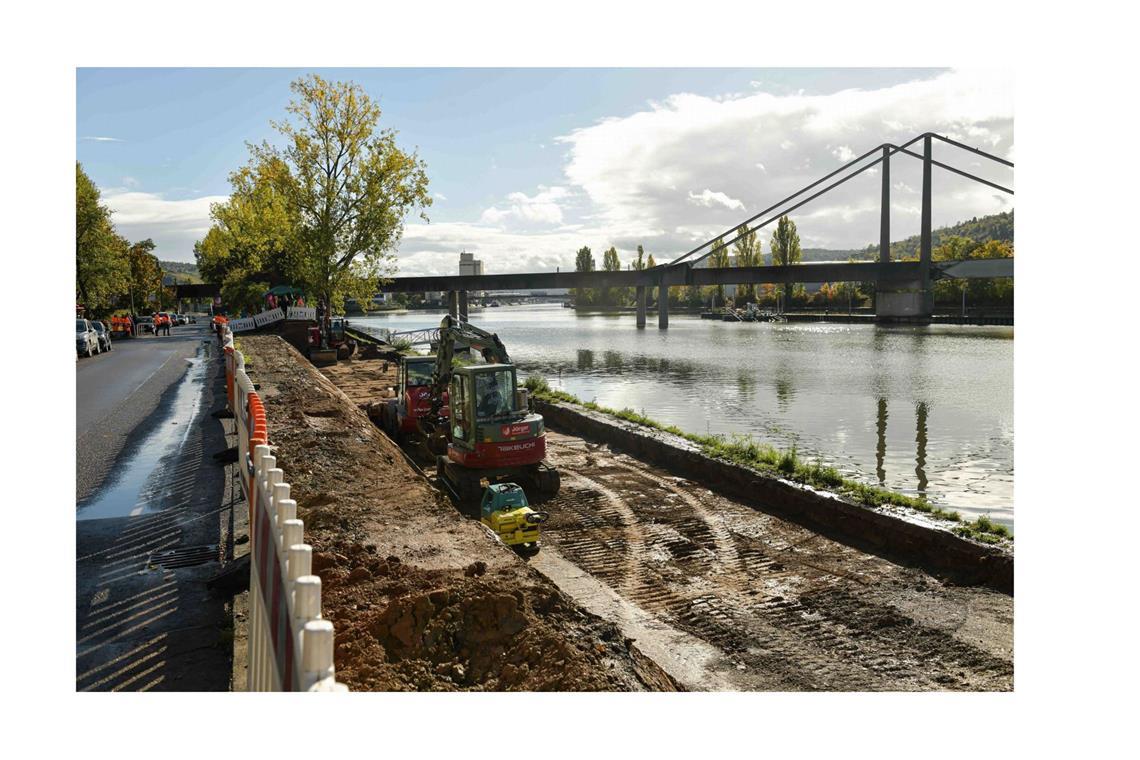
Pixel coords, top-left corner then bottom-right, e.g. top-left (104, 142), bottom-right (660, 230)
top-left (380, 132), bottom-right (1013, 327)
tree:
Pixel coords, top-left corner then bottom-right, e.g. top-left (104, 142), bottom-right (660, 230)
top-left (601, 246), bottom-right (622, 306)
top-left (708, 237), bottom-right (730, 305)
top-left (931, 237), bottom-right (1014, 310)
top-left (646, 253), bottom-right (656, 268)
top-left (76, 163), bottom-right (129, 314)
top-left (127, 239), bottom-right (165, 312)
top-left (196, 158), bottom-right (301, 287)
top-left (222, 74), bottom-right (431, 313)
top-left (634, 245), bottom-right (646, 271)
top-left (731, 224), bottom-right (761, 303)
top-left (770, 215), bottom-right (803, 307)
top-left (572, 245), bottom-right (595, 306)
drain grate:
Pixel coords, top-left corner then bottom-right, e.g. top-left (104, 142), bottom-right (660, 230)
top-left (150, 544), bottom-right (219, 569)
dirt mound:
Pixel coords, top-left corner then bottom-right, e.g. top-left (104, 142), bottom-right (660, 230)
top-left (319, 544), bottom-right (636, 690)
top-left (240, 336), bottom-right (676, 691)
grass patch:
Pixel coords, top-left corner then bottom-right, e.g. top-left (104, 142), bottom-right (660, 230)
top-left (525, 373), bottom-right (1012, 543)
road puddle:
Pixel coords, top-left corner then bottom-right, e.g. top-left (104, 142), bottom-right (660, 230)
top-left (77, 345), bottom-right (209, 521)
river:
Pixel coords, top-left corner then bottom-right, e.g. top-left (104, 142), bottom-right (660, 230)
top-left (356, 305), bottom-right (1014, 527)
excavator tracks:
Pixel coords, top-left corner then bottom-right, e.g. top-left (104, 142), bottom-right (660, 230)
top-left (537, 433), bottom-right (1013, 691)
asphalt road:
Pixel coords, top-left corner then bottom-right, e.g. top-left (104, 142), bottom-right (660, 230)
top-left (76, 320), bottom-right (236, 690)
top-left (76, 322), bottom-right (212, 503)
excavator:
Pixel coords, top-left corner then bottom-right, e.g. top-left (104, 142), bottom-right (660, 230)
top-left (424, 315), bottom-right (561, 505)
top-left (377, 353), bottom-right (448, 451)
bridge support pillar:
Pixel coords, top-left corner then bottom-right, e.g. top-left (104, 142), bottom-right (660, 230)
top-left (877, 136), bottom-right (934, 324)
top-left (447, 290), bottom-right (459, 320)
top-left (657, 283), bottom-right (669, 329)
top-left (635, 286), bottom-right (646, 328)
top-left (918, 133), bottom-right (934, 316)
top-left (875, 281), bottom-right (931, 323)
top-left (458, 290), bottom-right (469, 322)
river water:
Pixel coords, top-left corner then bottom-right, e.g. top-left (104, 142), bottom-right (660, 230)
top-left (356, 305), bottom-right (1014, 527)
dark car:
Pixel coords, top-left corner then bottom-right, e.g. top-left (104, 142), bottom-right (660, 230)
top-left (91, 320), bottom-right (112, 352)
top-left (135, 316), bottom-right (155, 335)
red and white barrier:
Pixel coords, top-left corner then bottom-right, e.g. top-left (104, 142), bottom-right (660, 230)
top-left (222, 327), bottom-right (347, 692)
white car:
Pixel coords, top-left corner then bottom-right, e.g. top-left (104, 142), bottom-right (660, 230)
top-left (76, 318), bottom-right (99, 357)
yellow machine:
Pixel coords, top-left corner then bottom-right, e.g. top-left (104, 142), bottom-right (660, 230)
top-left (479, 483), bottom-right (549, 554)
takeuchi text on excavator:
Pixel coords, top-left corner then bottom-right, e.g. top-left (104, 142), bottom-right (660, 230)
top-left (424, 315), bottom-right (561, 504)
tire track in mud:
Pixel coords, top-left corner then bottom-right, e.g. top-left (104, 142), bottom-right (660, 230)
top-left (541, 436), bottom-right (1013, 691)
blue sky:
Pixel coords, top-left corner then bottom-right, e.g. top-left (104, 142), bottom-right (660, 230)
top-left (77, 68), bottom-right (1013, 273)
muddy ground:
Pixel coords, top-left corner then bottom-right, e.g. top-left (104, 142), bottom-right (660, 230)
top-left (322, 349), bottom-right (1013, 692)
top-left (239, 336), bottom-right (675, 691)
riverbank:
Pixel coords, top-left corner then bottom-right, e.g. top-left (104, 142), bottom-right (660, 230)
top-left (526, 375), bottom-right (1011, 545)
top-left (318, 347), bottom-right (1013, 690)
top-left (238, 335), bottom-right (676, 691)
top-left (355, 305), bottom-right (1014, 522)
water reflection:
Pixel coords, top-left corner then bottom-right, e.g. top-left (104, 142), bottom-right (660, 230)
top-left (876, 397), bottom-right (888, 485)
top-left (736, 369), bottom-right (756, 401)
top-left (915, 401), bottom-right (929, 496)
top-left (577, 349), bottom-right (594, 370)
top-left (773, 355), bottom-right (795, 413)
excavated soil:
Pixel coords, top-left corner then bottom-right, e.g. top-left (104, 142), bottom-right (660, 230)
top-left (239, 336), bottom-right (676, 692)
top-left (325, 351), bottom-right (1013, 692)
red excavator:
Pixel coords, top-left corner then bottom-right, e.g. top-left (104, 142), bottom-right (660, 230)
top-left (423, 315), bottom-right (560, 504)
top-left (377, 353), bottom-right (449, 450)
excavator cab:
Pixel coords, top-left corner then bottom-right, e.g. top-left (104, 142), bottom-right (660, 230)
top-left (448, 365), bottom-right (530, 448)
top-left (428, 315), bottom-right (560, 502)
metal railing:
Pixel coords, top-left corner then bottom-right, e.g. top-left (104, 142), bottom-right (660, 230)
top-left (222, 327), bottom-right (347, 692)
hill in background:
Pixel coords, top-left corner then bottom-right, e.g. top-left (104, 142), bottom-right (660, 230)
top-left (160, 260), bottom-right (202, 285)
top-left (799, 210), bottom-right (1013, 262)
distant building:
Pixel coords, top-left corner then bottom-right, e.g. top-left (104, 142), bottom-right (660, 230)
top-left (459, 250), bottom-right (484, 277)
top-left (459, 250), bottom-right (484, 299)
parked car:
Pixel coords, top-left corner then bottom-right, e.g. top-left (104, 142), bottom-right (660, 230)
top-left (76, 318), bottom-right (99, 357)
top-left (91, 320), bottom-right (112, 352)
top-left (135, 316), bottom-right (155, 335)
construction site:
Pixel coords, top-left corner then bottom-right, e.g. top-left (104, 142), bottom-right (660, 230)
top-left (234, 320), bottom-right (1013, 692)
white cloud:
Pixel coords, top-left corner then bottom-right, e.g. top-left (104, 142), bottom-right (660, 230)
top-left (103, 190), bottom-right (228, 261)
top-left (82, 136), bottom-right (123, 142)
top-left (832, 145), bottom-right (855, 162)
top-left (687, 189), bottom-right (745, 211)
top-left (480, 186), bottom-right (569, 227)
top-left (398, 220), bottom-right (607, 276)
top-left (554, 68), bottom-right (1013, 250)
top-left (434, 192), bottom-right (448, 201)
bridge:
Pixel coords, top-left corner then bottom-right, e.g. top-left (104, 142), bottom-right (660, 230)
top-left (380, 132), bottom-right (1013, 327)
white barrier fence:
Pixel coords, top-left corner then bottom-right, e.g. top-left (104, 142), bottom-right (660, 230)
top-left (223, 327), bottom-right (347, 692)
top-left (229, 307), bottom-right (285, 333)
top-left (228, 305), bottom-right (317, 333)
top-left (287, 305), bottom-right (317, 321)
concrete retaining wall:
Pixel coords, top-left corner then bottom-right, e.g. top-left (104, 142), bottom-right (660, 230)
top-left (535, 399), bottom-right (1013, 593)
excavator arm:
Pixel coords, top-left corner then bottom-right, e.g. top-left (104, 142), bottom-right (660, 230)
top-left (429, 315), bottom-right (511, 415)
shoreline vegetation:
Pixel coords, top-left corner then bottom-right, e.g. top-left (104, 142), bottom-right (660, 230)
top-left (523, 375), bottom-right (1012, 545)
